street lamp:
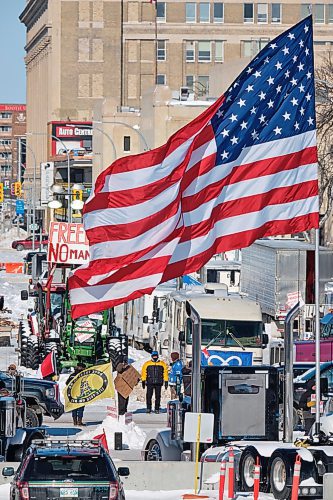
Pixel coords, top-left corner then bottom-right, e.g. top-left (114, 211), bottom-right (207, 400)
top-left (93, 120), bottom-right (150, 151)
top-left (26, 132), bottom-right (72, 222)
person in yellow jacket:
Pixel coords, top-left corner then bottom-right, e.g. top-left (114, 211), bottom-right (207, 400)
top-left (141, 351), bottom-right (168, 414)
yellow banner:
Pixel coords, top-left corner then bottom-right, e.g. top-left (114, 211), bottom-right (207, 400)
top-left (64, 362), bottom-right (115, 412)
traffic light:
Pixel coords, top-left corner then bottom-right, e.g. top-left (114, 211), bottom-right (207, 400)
top-left (0, 183), bottom-right (3, 203)
top-left (72, 189), bottom-right (83, 201)
top-left (10, 183), bottom-right (15, 196)
top-left (14, 182), bottom-right (22, 197)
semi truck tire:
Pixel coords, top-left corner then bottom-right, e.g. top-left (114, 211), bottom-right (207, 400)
top-left (25, 408), bottom-right (39, 428)
top-left (269, 453), bottom-right (294, 499)
top-left (239, 446), bottom-right (269, 493)
top-left (6, 444), bottom-right (24, 462)
top-left (26, 335), bottom-right (40, 370)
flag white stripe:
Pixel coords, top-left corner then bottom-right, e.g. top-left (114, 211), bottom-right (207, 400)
top-left (183, 162), bottom-right (317, 226)
top-left (184, 130), bottom-right (316, 197)
top-left (89, 207), bottom-right (181, 260)
top-left (170, 195), bottom-right (318, 264)
top-left (70, 273), bottom-right (163, 305)
top-left (85, 181), bottom-right (180, 229)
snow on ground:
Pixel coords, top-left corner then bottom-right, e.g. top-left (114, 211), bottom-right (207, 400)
top-left (79, 414), bottom-right (146, 450)
top-left (0, 228), bottom-right (27, 249)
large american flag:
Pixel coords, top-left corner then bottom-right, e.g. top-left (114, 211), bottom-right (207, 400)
top-left (69, 16), bottom-right (319, 319)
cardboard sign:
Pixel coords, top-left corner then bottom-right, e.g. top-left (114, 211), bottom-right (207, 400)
top-left (48, 222), bottom-right (90, 264)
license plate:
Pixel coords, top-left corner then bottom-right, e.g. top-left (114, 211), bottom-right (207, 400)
top-left (60, 488), bottom-right (78, 497)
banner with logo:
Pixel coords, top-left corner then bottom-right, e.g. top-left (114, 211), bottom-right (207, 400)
top-left (201, 350), bottom-right (253, 367)
top-left (64, 362), bottom-right (115, 412)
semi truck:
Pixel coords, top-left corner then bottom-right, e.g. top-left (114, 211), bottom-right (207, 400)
top-left (153, 286), bottom-right (283, 366)
top-left (241, 239), bottom-right (333, 338)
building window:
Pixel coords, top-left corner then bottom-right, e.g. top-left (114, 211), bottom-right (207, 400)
top-left (314, 4), bottom-right (325, 23)
top-left (186, 3), bottom-right (197, 23)
top-left (215, 41), bottom-right (224, 62)
top-left (301, 4), bottom-right (311, 19)
top-left (156, 2), bottom-right (166, 22)
top-left (329, 4), bottom-right (333, 23)
top-left (123, 136), bottom-right (131, 152)
top-left (0, 126), bottom-right (11, 132)
top-left (92, 39), bottom-right (104, 61)
top-left (198, 41), bottom-right (211, 62)
top-left (186, 75), bottom-right (194, 90)
top-left (0, 140), bottom-right (11, 145)
top-left (0, 152), bottom-right (11, 159)
top-left (257, 3), bottom-right (268, 23)
top-left (186, 41), bottom-right (195, 62)
top-left (0, 113), bottom-right (12, 119)
top-left (156, 74), bottom-right (166, 85)
top-left (271, 3), bottom-right (281, 23)
top-left (199, 3), bottom-right (210, 22)
top-left (157, 40), bottom-right (166, 61)
top-left (242, 38), bottom-right (269, 57)
top-left (0, 165), bottom-right (11, 173)
top-left (244, 3), bottom-right (254, 23)
top-left (213, 3), bottom-right (224, 23)
top-left (197, 76), bottom-right (209, 95)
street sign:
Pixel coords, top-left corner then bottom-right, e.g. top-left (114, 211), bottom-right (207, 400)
top-left (29, 223), bottom-right (39, 231)
top-left (183, 412), bottom-right (214, 444)
top-left (16, 199), bottom-right (25, 215)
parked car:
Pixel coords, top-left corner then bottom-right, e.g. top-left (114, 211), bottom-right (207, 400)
top-left (7, 439), bottom-right (129, 500)
top-left (0, 372), bottom-right (64, 426)
top-left (12, 235), bottom-right (48, 251)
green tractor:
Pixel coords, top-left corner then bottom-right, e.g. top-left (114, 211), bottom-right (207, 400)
top-left (20, 265), bottom-right (128, 372)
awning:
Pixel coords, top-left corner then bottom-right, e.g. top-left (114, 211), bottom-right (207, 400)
top-left (320, 313), bottom-right (333, 325)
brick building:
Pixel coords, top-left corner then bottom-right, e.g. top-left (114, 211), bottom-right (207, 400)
top-left (20, 1), bottom-right (333, 197)
top-left (0, 104), bottom-right (26, 187)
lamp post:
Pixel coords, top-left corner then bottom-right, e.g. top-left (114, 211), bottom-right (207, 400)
top-left (93, 120), bottom-right (149, 151)
top-left (26, 132), bottom-right (72, 222)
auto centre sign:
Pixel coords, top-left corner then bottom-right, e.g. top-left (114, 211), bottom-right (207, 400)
top-left (48, 222), bottom-right (90, 265)
top-left (48, 121), bottom-right (93, 156)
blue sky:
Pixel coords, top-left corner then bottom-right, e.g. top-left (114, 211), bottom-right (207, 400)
top-left (0, 1), bottom-right (26, 104)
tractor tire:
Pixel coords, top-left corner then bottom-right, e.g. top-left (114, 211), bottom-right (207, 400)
top-left (26, 335), bottom-right (40, 370)
top-left (19, 320), bottom-right (32, 367)
top-left (108, 338), bottom-right (123, 370)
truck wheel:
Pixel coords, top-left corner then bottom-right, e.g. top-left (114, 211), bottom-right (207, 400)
top-left (26, 408), bottom-right (39, 428)
top-left (239, 447), bottom-right (269, 492)
top-left (146, 440), bottom-right (162, 461)
top-left (108, 338), bottom-right (123, 370)
top-left (26, 336), bottom-right (40, 369)
top-left (269, 454), bottom-right (293, 500)
top-left (6, 445), bottom-right (24, 462)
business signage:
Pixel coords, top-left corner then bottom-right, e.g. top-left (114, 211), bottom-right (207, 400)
top-left (40, 162), bottom-right (54, 205)
top-left (48, 222), bottom-right (90, 265)
top-left (49, 121), bottom-right (93, 157)
top-left (0, 104), bottom-right (26, 112)
top-left (201, 350), bottom-right (253, 367)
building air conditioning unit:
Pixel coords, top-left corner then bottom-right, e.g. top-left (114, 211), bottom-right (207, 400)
top-left (180, 87), bottom-right (190, 101)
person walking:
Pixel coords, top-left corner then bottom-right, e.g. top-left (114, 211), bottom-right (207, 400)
top-left (66, 363), bottom-right (86, 426)
top-left (141, 351), bottom-right (168, 414)
top-left (169, 352), bottom-right (183, 400)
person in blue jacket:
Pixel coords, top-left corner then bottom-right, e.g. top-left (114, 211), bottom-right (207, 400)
top-left (169, 352), bottom-right (183, 399)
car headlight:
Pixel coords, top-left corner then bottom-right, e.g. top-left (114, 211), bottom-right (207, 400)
top-left (46, 388), bottom-right (55, 399)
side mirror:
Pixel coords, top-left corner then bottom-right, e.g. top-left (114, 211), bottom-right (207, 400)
top-left (262, 333), bottom-right (269, 346)
top-left (142, 316), bottom-right (149, 324)
top-left (178, 331), bottom-right (185, 342)
top-left (2, 467), bottom-right (14, 477)
top-left (21, 290), bottom-right (29, 301)
top-left (118, 467), bottom-right (130, 477)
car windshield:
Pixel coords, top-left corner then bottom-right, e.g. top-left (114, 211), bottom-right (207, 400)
top-left (24, 455), bottom-right (115, 481)
top-left (294, 363), bottom-right (332, 382)
top-left (75, 314), bottom-right (104, 328)
top-left (186, 318), bottom-right (262, 348)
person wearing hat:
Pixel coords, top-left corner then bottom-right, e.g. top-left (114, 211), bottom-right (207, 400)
top-left (169, 352), bottom-right (183, 400)
top-left (141, 351), bottom-right (168, 414)
top-left (7, 364), bottom-right (18, 377)
top-left (66, 363), bottom-right (86, 426)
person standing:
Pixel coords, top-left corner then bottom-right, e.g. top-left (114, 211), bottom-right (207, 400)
top-left (66, 363), bottom-right (86, 426)
top-left (169, 352), bottom-right (183, 400)
top-left (115, 359), bottom-right (140, 416)
top-left (141, 351), bottom-right (168, 414)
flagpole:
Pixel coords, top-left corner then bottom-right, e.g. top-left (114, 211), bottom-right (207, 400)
top-left (154, 0), bottom-right (157, 85)
top-left (315, 227), bottom-right (321, 434)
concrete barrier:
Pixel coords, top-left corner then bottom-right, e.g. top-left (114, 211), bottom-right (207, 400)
top-left (118, 461), bottom-right (221, 491)
top-left (324, 473), bottom-right (333, 499)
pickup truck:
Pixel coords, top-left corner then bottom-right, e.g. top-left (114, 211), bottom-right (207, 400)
top-left (0, 372), bottom-right (64, 427)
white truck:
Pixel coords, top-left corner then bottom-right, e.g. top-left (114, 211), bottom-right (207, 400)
top-left (154, 285), bottom-right (283, 366)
